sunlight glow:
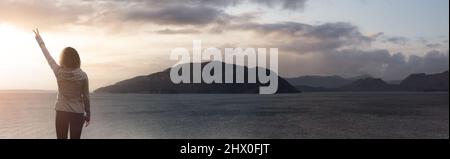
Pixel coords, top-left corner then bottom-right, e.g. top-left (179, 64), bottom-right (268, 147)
top-left (0, 24), bottom-right (31, 68)
top-left (0, 23), bottom-right (56, 90)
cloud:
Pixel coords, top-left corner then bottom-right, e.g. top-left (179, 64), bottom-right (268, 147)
top-left (227, 22), bottom-right (309, 35)
top-left (222, 22), bottom-right (373, 54)
top-left (2, 0), bottom-right (446, 81)
top-left (0, 0), bottom-right (309, 30)
top-left (426, 43), bottom-right (442, 49)
top-left (382, 36), bottom-right (409, 45)
top-left (286, 49), bottom-right (449, 80)
top-left (226, 21), bottom-right (448, 79)
top-left (406, 51), bottom-right (449, 74)
top-left (251, 0), bottom-right (308, 10)
top-left (116, 0), bottom-right (307, 26)
top-left (124, 5), bottom-right (227, 26)
top-left (0, 0), bottom-right (93, 29)
top-left (154, 28), bottom-right (201, 34)
top-left (120, 0), bottom-right (308, 10)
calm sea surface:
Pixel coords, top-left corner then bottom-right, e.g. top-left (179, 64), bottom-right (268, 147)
top-left (0, 92), bottom-right (448, 139)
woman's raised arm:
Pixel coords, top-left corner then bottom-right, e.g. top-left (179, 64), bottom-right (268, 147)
top-left (33, 28), bottom-right (59, 73)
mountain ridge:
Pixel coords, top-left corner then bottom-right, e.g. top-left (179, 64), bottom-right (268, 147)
top-left (290, 71), bottom-right (449, 92)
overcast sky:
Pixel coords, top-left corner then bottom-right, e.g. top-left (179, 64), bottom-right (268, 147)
top-left (0, 0), bottom-right (448, 90)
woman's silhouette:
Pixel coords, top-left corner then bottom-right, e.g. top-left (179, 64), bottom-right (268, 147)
top-left (33, 29), bottom-right (90, 139)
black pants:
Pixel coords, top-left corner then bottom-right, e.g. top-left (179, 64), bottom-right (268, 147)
top-left (55, 111), bottom-right (84, 139)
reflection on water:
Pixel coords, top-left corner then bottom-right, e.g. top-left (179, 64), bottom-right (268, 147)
top-left (0, 92), bottom-right (448, 139)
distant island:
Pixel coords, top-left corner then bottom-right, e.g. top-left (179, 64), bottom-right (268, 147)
top-left (288, 70), bottom-right (449, 92)
top-left (94, 62), bottom-right (300, 94)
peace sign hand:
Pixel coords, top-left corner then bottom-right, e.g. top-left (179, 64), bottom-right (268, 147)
top-left (33, 28), bottom-right (45, 46)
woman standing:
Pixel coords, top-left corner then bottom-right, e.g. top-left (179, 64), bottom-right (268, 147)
top-left (33, 29), bottom-right (90, 139)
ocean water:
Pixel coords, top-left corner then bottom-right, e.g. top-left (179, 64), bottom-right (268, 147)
top-left (0, 92), bottom-right (448, 139)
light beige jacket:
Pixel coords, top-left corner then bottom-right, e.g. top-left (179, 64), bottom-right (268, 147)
top-left (36, 38), bottom-right (89, 114)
